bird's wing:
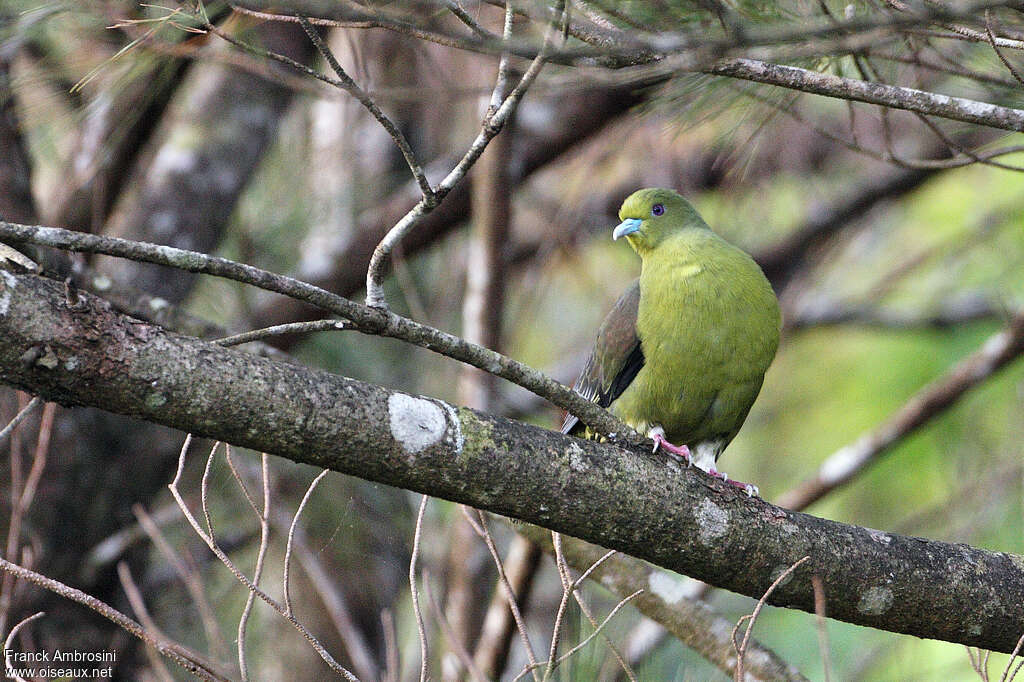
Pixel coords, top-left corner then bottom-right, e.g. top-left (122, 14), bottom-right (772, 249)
top-left (561, 280), bottom-right (644, 435)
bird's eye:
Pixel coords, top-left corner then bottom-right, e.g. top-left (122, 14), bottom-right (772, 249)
top-left (651, 203), bottom-right (665, 216)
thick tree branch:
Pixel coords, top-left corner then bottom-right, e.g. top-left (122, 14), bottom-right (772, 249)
top-left (0, 220), bottom-right (636, 443)
top-left (3, 270), bottom-right (1024, 652)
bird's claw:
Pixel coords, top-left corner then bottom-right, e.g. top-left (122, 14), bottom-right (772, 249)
top-left (709, 467), bottom-right (759, 497)
top-left (651, 433), bottom-right (691, 465)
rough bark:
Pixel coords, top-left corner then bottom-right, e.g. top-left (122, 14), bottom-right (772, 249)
top-left (3, 269), bottom-right (1024, 653)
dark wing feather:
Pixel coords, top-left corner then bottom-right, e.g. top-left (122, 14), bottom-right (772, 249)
top-left (561, 280), bottom-right (644, 435)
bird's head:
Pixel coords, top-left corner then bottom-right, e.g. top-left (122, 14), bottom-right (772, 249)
top-left (613, 188), bottom-right (708, 255)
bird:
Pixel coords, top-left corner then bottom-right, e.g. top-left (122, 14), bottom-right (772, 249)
top-left (561, 188), bottom-right (781, 496)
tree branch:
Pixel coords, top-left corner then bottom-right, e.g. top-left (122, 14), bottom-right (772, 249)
top-left (0, 219), bottom-right (636, 443)
top-left (776, 307), bottom-right (1024, 510)
top-left (704, 58), bottom-right (1024, 133)
top-left (3, 269), bottom-right (1024, 652)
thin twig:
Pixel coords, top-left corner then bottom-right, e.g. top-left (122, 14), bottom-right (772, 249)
top-left (468, 509), bottom-right (541, 681)
top-left (571, 549), bottom-right (616, 589)
top-left (516, 589), bottom-right (641, 681)
top-left (733, 556), bottom-right (811, 682)
top-left (1001, 631), bottom-right (1024, 682)
top-left (986, 10), bottom-right (1024, 86)
top-left (168, 436), bottom-right (359, 681)
top-left (295, 14), bottom-right (433, 199)
top-left (3, 611), bottom-right (44, 682)
top-left (363, 0), bottom-right (569, 309)
top-left (117, 562), bottom-right (177, 682)
top-left (0, 398), bottom-right (49, 638)
top-left (565, 562), bottom-right (636, 681)
top-left (444, 0), bottom-right (497, 40)
top-left (284, 469), bottom-right (330, 617)
top-left (0, 556), bottom-right (229, 681)
top-left (490, 1), bottom-right (516, 111)
top-left (0, 396), bottom-right (41, 449)
top-left (410, 494), bottom-right (430, 682)
top-left (214, 319), bottom-right (349, 347)
top-left (133, 504), bottom-right (229, 664)
top-left (268, 507), bottom-right (380, 681)
top-left (544, 533), bottom-right (574, 682)
top-left (237, 453), bottom-right (272, 682)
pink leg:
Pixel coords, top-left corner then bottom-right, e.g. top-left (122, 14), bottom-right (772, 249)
top-left (708, 467), bottom-right (759, 497)
top-left (651, 433), bottom-right (691, 464)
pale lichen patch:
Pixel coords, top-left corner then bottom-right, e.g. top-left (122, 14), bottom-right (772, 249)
top-left (0, 270), bottom-right (15, 316)
top-left (440, 401), bottom-right (464, 455)
top-left (857, 586), bottom-right (894, 616)
top-left (866, 528), bottom-right (892, 545)
top-left (388, 393), bottom-right (447, 454)
top-left (567, 442), bottom-right (588, 472)
top-left (695, 498), bottom-right (729, 545)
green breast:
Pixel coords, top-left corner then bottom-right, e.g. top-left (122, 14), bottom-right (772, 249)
top-left (612, 229), bottom-right (780, 448)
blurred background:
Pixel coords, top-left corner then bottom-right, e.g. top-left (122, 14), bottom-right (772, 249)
top-left (2, 1), bottom-right (1024, 679)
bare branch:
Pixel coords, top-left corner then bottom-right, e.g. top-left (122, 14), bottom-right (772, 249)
top-left (283, 469), bottom-right (329, 616)
top-left (776, 310), bottom-right (1024, 510)
top-left (117, 562), bottom-right (177, 682)
top-left (6, 270), bottom-right (1024, 653)
top-left (294, 14), bottom-right (433, 198)
top-left (468, 509), bottom-right (540, 680)
top-left (705, 59), bottom-right (1024, 132)
top-left (734, 557), bottom-right (811, 681)
top-left (3, 612), bottom-right (45, 682)
top-left (0, 396), bottom-right (41, 450)
top-left (167, 438), bottom-right (358, 681)
top-left (0, 557), bottom-right (229, 681)
top-left (133, 504), bottom-right (230, 664)
top-left (363, 0), bottom-right (569, 309)
top-left (0, 219), bottom-right (637, 443)
top-left (215, 319), bottom-right (349, 347)
top-left (514, 524), bottom-right (806, 681)
top-left (410, 495), bottom-right (430, 682)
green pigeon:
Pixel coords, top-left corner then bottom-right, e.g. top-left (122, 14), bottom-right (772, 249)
top-left (562, 188), bottom-right (781, 495)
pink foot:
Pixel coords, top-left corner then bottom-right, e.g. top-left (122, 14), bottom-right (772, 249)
top-left (709, 468), bottom-right (759, 497)
top-left (651, 433), bottom-right (691, 465)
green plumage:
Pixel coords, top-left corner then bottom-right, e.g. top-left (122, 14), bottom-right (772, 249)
top-left (563, 188), bottom-right (780, 478)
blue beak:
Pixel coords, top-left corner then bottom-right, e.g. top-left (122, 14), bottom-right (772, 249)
top-left (613, 218), bottom-right (642, 241)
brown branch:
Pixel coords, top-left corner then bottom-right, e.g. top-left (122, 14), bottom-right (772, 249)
top-left (776, 310), bottom-right (1024, 510)
top-left (756, 162), bottom-right (941, 290)
top-left (447, 92), bottom-right (518, 680)
top-left (0, 219), bottom-right (637, 443)
top-left (0, 556), bottom-right (229, 681)
top-left (4, 270), bottom-right (1024, 652)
